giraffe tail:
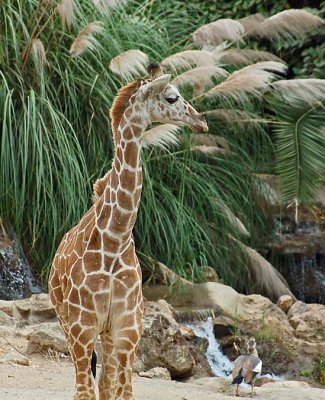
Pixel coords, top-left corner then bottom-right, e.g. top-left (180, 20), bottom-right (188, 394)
top-left (91, 350), bottom-right (97, 378)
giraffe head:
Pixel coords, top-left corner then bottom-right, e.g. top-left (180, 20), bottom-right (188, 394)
top-left (138, 73), bottom-right (208, 133)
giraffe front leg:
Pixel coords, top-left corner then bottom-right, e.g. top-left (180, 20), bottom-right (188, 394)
top-left (69, 327), bottom-right (97, 400)
top-left (99, 331), bottom-right (118, 400)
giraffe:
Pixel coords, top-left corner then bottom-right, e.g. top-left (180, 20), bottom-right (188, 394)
top-left (48, 65), bottom-right (208, 400)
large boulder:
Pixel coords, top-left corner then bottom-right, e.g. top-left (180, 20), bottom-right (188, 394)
top-left (137, 300), bottom-right (195, 378)
top-left (26, 322), bottom-right (68, 354)
top-left (14, 293), bottom-right (56, 323)
top-left (143, 282), bottom-right (240, 319)
top-left (287, 301), bottom-right (325, 343)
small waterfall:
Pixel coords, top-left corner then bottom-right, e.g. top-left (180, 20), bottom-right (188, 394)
top-left (187, 317), bottom-right (233, 377)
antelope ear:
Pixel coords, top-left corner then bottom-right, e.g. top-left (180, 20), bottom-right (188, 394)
top-left (141, 74), bottom-right (171, 100)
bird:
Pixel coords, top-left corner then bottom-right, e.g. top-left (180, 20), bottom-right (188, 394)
top-left (231, 337), bottom-right (262, 397)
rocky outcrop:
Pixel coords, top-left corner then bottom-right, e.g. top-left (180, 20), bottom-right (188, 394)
top-left (0, 293), bottom-right (56, 323)
top-left (137, 300), bottom-right (195, 378)
top-left (277, 295), bottom-right (294, 313)
top-left (0, 225), bottom-right (41, 300)
top-left (287, 301), bottom-right (325, 342)
top-left (145, 280), bottom-right (325, 378)
top-left (26, 322), bottom-right (68, 354)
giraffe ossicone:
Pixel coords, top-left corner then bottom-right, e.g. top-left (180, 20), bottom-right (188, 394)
top-left (48, 65), bottom-right (208, 400)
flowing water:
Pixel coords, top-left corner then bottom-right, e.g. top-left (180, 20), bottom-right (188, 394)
top-left (187, 317), bottom-right (233, 377)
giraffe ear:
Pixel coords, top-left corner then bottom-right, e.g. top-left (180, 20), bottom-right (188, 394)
top-left (141, 74), bottom-right (171, 100)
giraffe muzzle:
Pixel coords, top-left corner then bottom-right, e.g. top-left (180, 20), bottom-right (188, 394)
top-left (191, 114), bottom-right (209, 133)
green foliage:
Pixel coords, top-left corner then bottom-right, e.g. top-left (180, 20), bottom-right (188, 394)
top-left (0, 0), bottom-right (264, 290)
top-left (268, 92), bottom-right (325, 205)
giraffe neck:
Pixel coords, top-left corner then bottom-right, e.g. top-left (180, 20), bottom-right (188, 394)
top-left (103, 99), bottom-right (148, 241)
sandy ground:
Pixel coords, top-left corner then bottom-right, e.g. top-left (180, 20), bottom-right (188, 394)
top-left (0, 336), bottom-right (324, 400)
top-left (0, 355), bottom-right (325, 400)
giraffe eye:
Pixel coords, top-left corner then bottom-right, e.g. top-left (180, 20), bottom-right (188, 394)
top-left (165, 95), bottom-right (179, 104)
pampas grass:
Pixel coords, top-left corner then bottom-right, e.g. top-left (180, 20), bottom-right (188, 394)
top-left (70, 21), bottom-right (104, 57)
top-left (191, 18), bottom-right (245, 47)
top-left (197, 61), bottom-right (287, 101)
top-left (109, 49), bottom-right (149, 79)
top-left (219, 48), bottom-right (283, 66)
top-left (171, 66), bottom-right (228, 95)
top-left (31, 38), bottom-right (48, 66)
top-left (250, 9), bottom-right (325, 42)
top-left (187, 133), bottom-right (231, 152)
top-left (237, 241), bottom-right (294, 301)
top-left (203, 109), bottom-right (269, 126)
top-left (272, 79), bottom-right (325, 105)
top-left (141, 124), bottom-right (180, 149)
top-left (94, 0), bottom-right (128, 10)
top-left (191, 145), bottom-right (233, 157)
top-left (161, 50), bottom-right (218, 71)
top-left (57, 0), bottom-right (75, 28)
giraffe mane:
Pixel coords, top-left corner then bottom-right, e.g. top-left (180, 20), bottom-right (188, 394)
top-left (110, 80), bottom-right (142, 147)
top-left (92, 79), bottom-right (143, 203)
top-left (92, 171), bottom-right (111, 203)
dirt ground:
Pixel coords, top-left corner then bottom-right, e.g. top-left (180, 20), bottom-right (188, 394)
top-left (0, 336), bottom-right (324, 400)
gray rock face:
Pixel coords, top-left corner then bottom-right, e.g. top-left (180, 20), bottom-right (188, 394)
top-left (0, 227), bottom-right (41, 300)
top-left (137, 301), bottom-right (194, 378)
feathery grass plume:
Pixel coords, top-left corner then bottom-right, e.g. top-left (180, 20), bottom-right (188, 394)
top-left (236, 240), bottom-right (294, 302)
top-left (239, 13), bottom-right (266, 32)
top-left (109, 49), bottom-right (149, 80)
top-left (171, 66), bottom-right (229, 96)
top-left (191, 145), bottom-right (233, 157)
top-left (191, 19), bottom-right (245, 47)
top-left (219, 49), bottom-right (283, 66)
top-left (214, 199), bottom-right (250, 237)
top-left (187, 133), bottom-right (230, 151)
top-left (249, 9), bottom-right (325, 42)
top-left (272, 79), bottom-right (325, 105)
top-left (203, 109), bottom-right (268, 126)
top-left (70, 21), bottom-right (104, 57)
top-left (141, 124), bottom-right (180, 149)
top-left (31, 38), bottom-right (48, 66)
top-left (94, 0), bottom-right (128, 10)
top-left (57, 0), bottom-right (75, 28)
top-left (198, 61), bottom-right (287, 101)
top-left (161, 50), bottom-right (218, 72)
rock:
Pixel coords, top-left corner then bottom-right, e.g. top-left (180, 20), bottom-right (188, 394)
top-left (137, 301), bottom-right (194, 378)
top-left (236, 294), bottom-right (295, 339)
top-left (179, 325), bottom-right (196, 341)
top-left (26, 322), bottom-right (68, 354)
top-left (218, 335), bottom-right (241, 361)
top-left (14, 293), bottom-right (56, 323)
top-left (213, 315), bottom-right (234, 338)
top-left (0, 310), bottom-right (15, 326)
top-left (0, 349), bottom-right (30, 366)
top-left (15, 298), bottom-right (31, 315)
top-left (186, 341), bottom-right (214, 379)
top-left (0, 225), bottom-right (41, 300)
top-left (277, 295), bottom-right (294, 314)
top-left (288, 302), bottom-right (325, 343)
top-left (291, 338), bottom-right (325, 375)
top-left (0, 299), bottom-right (15, 316)
top-left (29, 293), bottom-right (56, 321)
top-left (143, 282), bottom-right (240, 319)
top-left (138, 367), bottom-right (171, 380)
